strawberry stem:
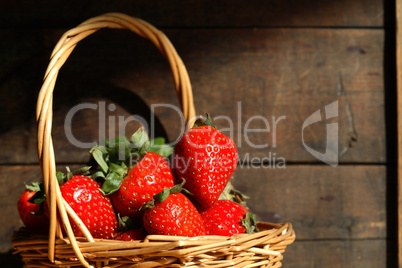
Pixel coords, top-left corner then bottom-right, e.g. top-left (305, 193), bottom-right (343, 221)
top-left (154, 187), bottom-right (170, 203)
top-left (193, 113), bottom-right (217, 129)
top-left (169, 178), bottom-right (187, 194)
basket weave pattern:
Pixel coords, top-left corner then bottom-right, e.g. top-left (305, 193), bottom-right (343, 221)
top-left (11, 13), bottom-right (295, 268)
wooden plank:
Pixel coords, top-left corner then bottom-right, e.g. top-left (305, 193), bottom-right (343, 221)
top-left (1, 0), bottom-right (384, 29)
top-left (0, 29), bottom-right (46, 132)
top-left (283, 239), bottom-right (387, 268)
top-left (0, 29), bottom-right (385, 164)
top-left (0, 165), bottom-right (386, 253)
top-left (397, 0), bottom-right (402, 267)
top-left (232, 165), bottom-right (386, 240)
top-left (0, 30), bottom-right (49, 165)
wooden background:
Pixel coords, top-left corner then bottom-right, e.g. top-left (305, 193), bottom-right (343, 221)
top-left (0, 1), bottom-right (397, 267)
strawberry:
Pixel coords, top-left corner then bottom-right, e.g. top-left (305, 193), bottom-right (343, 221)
top-left (114, 228), bottom-right (148, 241)
top-left (17, 185), bottom-right (49, 234)
top-left (173, 115), bottom-right (238, 208)
top-left (110, 151), bottom-right (175, 221)
top-left (142, 183), bottom-right (206, 237)
top-left (60, 175), bottom-right (118, 239)
top-left (200, 200), bottom-right (258, 236)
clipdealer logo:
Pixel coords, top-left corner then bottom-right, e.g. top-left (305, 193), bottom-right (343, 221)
top-left (63, 100), bottom-right (339, 168)
top-left (302, 101), bottom-right (338, 167)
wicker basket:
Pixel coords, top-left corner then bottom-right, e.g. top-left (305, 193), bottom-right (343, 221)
top-left (11, 13), bottom-right (295, 268)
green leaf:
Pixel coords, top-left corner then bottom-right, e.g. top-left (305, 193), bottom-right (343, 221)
top-left (230, 188), bottom-right (250, 200)
top-left (25, 182), bottom-right (41, 192)
top-left (71, 166), bottom-right (92, 176)
top-left (152, 179), bottom-right (189, 204)
top-left (117, 214), bottom-right (138, 230)
top-left (139, 140), bottom-right (150, 156)
top-left (206, 113), bottom-right (217, 129)
top-left (56, 171), bottom-right (66, 185)
top-left (148, 137), bottom-right (173, 158)
top-left (150, 137), bottom-right (165, 146)
top-left (27, 182), bottom-right (47, 216)
top-left (91, 147), bottom-right (109, 173)
top-left (109, 162), bottom-right (127, 177)
top-left (90, 145), bottom-right (108, 155)
top-left (100, 172), bottom-right (123, 195)
top-left (130, 127), bottom-right (149, 149)
top-left (148, 144), bottom-right (173, 158)
top-left (91, 170), bottom-right (106, 180)
top-left (28, 191), bottom-right (46, 205)
top-left (110, 140), bottom-right (131, 162)
top-left (113, 136), bottom-right (130, 147)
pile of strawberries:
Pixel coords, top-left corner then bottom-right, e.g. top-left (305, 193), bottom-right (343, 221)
top-left (18, 115), bottom-right (258, 241)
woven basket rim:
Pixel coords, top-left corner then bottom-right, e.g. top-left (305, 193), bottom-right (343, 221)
top-left (12, 221), bottom-right (295, 267)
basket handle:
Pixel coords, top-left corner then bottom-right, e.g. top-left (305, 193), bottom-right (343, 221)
top-left (35, 13), bottom-right (196, 267)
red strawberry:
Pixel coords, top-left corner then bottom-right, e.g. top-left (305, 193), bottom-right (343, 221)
top-left (110, 152), bottom-right (175, 221)
top-left (114, 228), bottom-right (148, 241)
top-left (60, 175), bottom-right (118, 239)
top-left (173, 117), bottom-right (238, 208)
top-left (17, 189), bottom-right (49, 234)
top-left (200, 200), bottom-right (257, 236)
top-left (143, 185), bottom-right (206, 237)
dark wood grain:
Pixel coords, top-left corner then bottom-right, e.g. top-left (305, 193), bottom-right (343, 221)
top-left (283, 239), bottom-right (386, 268)
top-left (0, 28), bottom-right (385, 164)
top-left (0, 2), bottom-right (393, 267)
top-left (233, 165), bottom-right (386, 240)
top-left (1, 0), bottom-right (384, 29)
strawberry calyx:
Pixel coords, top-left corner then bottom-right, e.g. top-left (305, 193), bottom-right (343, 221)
top-left (117, 214), bottom-right (139, 231)
top-left (193, 113), bottom-right (216, 129)
top-left (57, 166), bottom-right (92, 184)
top-left (25, 182), bottom-right (46, 216)
top-left (242, 212), bottom-right (259, 234)
top-left (143, 178), bottom-right (189, 210)
top-left (219, 181), bottom-right (250, 209)
top-left (90, 127), bottom-right (174, 195)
